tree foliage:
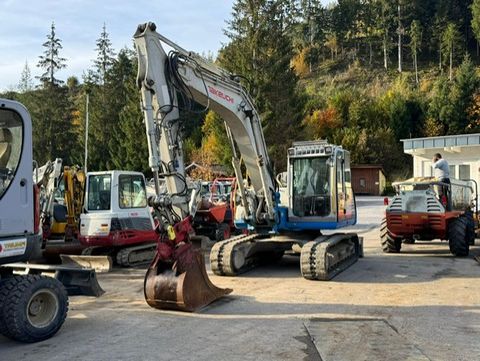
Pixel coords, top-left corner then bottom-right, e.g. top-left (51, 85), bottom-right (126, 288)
top-left (37, 22), bottom-right (67, 86)
top-left (3, 3), bottom-right (480, 182)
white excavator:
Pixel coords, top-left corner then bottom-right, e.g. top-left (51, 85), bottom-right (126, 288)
top-left (133, 22), bottom-right (362, 312)
top-left (0, 99), bottom-right (103, 343)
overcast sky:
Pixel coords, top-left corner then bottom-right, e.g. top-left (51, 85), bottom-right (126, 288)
top-left (0, 0), bottom-right (332, 91)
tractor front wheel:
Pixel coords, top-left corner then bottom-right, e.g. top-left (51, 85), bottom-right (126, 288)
top-left (0, 275), bottom-right (68, 342)
top-left (381, 218), bottom-right (401, 253)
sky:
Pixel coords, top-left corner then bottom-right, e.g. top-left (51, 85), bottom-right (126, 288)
top-left (0, 0), bottom-right (332, 91)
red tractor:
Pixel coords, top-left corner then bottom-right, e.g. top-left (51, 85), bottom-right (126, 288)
top-left (193, 178), bottom-right (238, 241)
top-left (381, 177), bottom-right (478, 256)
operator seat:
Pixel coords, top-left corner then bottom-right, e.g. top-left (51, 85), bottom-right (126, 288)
top-left (0, 128), bottom-right (12, 169)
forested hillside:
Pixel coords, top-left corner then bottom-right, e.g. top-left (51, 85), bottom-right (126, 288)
top-left (3, 0), bottom-right (480, 181)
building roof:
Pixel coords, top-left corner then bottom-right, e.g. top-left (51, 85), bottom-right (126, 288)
top-left (351, 164), bottom-right (385, 174)
top-left (351, 164), bottom-right (384, 169)
top-left (402, 133), bottom-right (480, 153)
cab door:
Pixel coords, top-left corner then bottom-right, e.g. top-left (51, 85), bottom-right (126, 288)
top-left (336, 153), bottom-right (346, 222)
top-left (0, 100), bottom-right (34, 237)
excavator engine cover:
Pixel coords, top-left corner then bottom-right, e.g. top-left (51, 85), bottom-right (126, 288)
top-left (144, 242), bottom-right (232, 312)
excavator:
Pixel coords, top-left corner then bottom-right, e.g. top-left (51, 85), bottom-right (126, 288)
top-left (35, 159), bottom-right (87, 258)
top-left (0, 98), bottom-right (103, 343)
top-left (78, 170), bottom-right (158, 267)
top-left (133, 22), bottom-right (362, 312)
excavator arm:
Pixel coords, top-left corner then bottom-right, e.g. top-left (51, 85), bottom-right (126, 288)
top-left (134, 22), bottom-right (276, 228)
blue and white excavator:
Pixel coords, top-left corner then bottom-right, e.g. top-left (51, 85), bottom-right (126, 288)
top-left (134, 22), bottom-right (362, 312)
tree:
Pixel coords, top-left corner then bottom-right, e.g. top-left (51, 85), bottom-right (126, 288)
top-left (94, 23), bottom-right (116, 84)
top-left (37, 22), bottom-right (67, 86)
top-left (376, 0), bottom-right (393, 70)
top-left (397, 1), bottom-right (404, 73)
top-left (471, 0), bottom-right (480, 56)
top-left (219, 0), bottom-right (305, 169)
top-left (428, 55), bottom-right (480, 134)
top-left (18, 61), bottom-right (34, 92)
top-left (450, 55), bottom-right (480, 133)
top-left (324, 33), bottom-right (339, 60)
top-left (409, 20), bottom-right (421, 84)
top-left (441, 23), bottom-right (461, 81)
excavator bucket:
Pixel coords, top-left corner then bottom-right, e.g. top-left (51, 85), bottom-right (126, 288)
top-left (144, 244), bottom-right (232, 312)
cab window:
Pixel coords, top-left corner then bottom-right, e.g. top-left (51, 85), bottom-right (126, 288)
top-left (119, 174), bottom-right (147, 209)
top-left (87, 174), bottom-right (111, 210)
top-left (0, 108), bottom-right (23, 200)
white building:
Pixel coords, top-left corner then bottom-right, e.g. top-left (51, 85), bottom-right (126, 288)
top-left (402, 133), bottom-right (480, 187)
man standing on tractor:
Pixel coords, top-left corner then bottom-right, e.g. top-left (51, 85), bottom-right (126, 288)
top-left (432, 153), bottom-right (450, 208)
top-left (433, 153), bottom-right (450, 184)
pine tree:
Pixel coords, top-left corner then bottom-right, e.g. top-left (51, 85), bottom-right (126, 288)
top-left (37, 22), bottom-right (67, 86)
top-left (94, 23), bottom-right (116, 84)
top-left (219, 0), bottom-right (305, 169)
top-left (442, 23), bottom-right (461, 81)
top-left (471, 0), bottom-right (480, 56)
top-left (18, 61), bottom-right (34, 92)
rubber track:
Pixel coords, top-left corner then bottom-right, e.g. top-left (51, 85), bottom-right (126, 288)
top-left (380, 218), bottom-right (401, 253)
top-left (301, 234), bottom-right (359, 281)
top-left (116, 244), bottom-right (156, 267)
top-left (0, 275), bottom-right (68, 342)
top-left (210, 234), bottom-right (260, 276)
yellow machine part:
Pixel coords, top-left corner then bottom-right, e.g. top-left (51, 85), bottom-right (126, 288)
top-left (62, 166), bottom-right (86, 240)
top-left (50, 221), bottom-right (67, 235)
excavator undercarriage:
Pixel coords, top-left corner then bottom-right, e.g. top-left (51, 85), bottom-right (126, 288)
top-left (211, 233), bottom-right (362, 280)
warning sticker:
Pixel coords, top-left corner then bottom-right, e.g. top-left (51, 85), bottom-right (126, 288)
top-left (0, 238), bottom-right (27, 258)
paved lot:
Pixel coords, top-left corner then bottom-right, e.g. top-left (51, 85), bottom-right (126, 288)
top-left (1, 197), bottom-right (480, 360)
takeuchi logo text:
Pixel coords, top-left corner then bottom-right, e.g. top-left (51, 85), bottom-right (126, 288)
top-left (208, 86), bottom-right (234, 104)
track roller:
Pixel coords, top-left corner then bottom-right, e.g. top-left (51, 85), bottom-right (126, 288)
top-left (210, 234), bottom-right (260, 276)
top-left (116, 244), bottom-right (157, 267)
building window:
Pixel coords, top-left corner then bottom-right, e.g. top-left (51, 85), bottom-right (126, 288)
top-left (449, 165), bottom-right (456, 178)
top-left (422, 161), bottom-right (432, 177)
top-left (459, 165), bottom-right (470, 180)
top-left (360, 178), bottom-right (366, 188)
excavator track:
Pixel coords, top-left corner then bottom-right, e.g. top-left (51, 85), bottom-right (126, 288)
top-left (116, 243), bottom-right (157, 267)
top-left (300, 233), bottom-right (360, 280)
top-left (210, 234), bottom-right (262, 276)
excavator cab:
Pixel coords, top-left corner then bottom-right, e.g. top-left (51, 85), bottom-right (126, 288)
top-left (79, 171), bottom-right (159, 266)
top-left (279, 140), bottom-right (357, 229)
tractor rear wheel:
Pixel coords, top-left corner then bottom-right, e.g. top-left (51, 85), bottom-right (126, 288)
top-left (215, 223), bottom-right (231, 242)
top-left (0, 275), bottom-right (68, 342)
top-left (465, 211), bottom-right (476, 246)
top-left (381, 218), bottom-right (401, 253)
top-left (448, 216), bottom-right (469, 257)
